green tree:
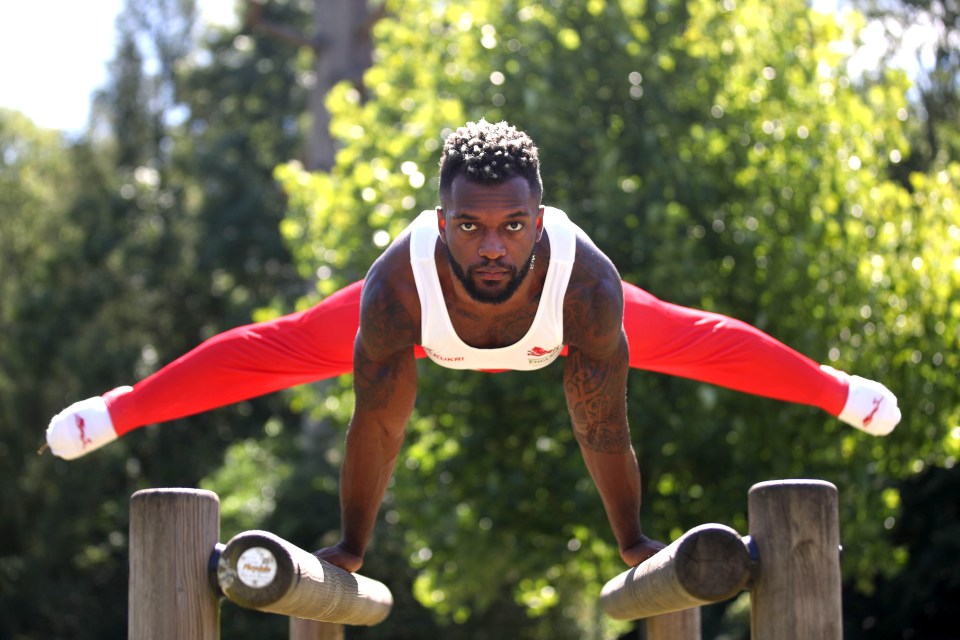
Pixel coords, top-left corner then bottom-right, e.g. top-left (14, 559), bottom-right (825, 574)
top-left (5, 0), bottom-right (956, 636)
top-left (275, 0), bottom-right (958, 636)
top-left (0, 0), bottom-right (317, 636)
top-left (0, 110), bottom-right (142, 638)
top-left (847, 0), bottom-right (960, 169)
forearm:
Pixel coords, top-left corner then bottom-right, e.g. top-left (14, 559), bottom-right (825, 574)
top-left (339, 414), bottom-right (406, 555)
top-left (564, 337), bottom-right (644, 550)
top-left (578, 443), bottom-right (644, 551)
top-left (621, 282), bottom-right (848, 414)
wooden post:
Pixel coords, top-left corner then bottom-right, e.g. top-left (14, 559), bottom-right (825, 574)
top-left (600, 524), bottom-right (753, 620)
top-left (217, 530), bottom-right (393, 626)
top-left (129, 488), bottom-right (221, 640)
top-left (289, 618), bottom-right (345, 640)
top-left (646, 608), bottom-right (701, 640)
top-left (748, 479), bottom-right (842, 640)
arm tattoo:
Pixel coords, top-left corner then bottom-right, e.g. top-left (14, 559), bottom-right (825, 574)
top-left (562, 240), bottom-right (631, 452)
top-left (354, 278), bottom-right (417, 411)
top-left (359, 281), bottom-right (417, 357)
top-left (353, 344), bottom-right (406, 410)
top-left (564, 339), bottom-right (632, 454)
top-left (564, 243), bottom-right (623, 343)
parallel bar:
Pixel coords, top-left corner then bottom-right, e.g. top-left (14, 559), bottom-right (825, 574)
top-left (748, 480), bottom-right (842, 640)
top-left (217, 530), bottom-right (393, 626)
top-left (600, 524), bottom-right (753, 620)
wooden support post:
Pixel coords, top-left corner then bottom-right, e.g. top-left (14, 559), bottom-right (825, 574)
top-left (129, 488), bottom-right (221, 640)
top-left (748, 479), bottom-right (842, 640)
top-left (289, 618), bottom-right (345, 640)
top-left (646, 607), bottom-right (701, 640)
top-left (217, 530), bottom-right (393, 626)
top-left (600, 524), bottom-right (753, 620)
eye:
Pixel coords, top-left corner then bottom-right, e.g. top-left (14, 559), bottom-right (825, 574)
top-left (505, 221), bottom-right (525, 232)
top-left (459, 222), bottom-right (478, 232)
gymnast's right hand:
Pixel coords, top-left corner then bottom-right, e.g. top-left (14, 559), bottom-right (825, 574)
top-left (621, 534), bottom-right (667, 567)
top-left (45, 387), bottom-right (132, 460)
top-left (315, 541), bottom-right (364, 573)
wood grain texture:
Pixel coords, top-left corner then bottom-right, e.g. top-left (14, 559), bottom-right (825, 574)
top-left (218, 530), bottom-right (392, 626)
top-left (600, 523), bottom-right (752, 620)
top-left (128, 489), bottom-right (221, 640)
top-left (748, 479), bottom-right (842, 640)
top-left (646, 608), bottom-right (702, 640)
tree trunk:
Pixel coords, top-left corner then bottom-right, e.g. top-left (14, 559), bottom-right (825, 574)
top-left (307, 0), bottom-right (375, 170)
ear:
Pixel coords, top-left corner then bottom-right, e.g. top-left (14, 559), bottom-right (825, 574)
top-left (436, 206), bottom-right (447, 243)
top-left (535, 206), bottom-right (545, 241)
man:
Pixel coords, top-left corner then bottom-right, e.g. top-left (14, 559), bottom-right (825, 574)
top-left (46, 120), bottom-right (900, 572)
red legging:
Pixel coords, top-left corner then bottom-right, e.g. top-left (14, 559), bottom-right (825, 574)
top-left (105, 280), bottom-right (846, 435)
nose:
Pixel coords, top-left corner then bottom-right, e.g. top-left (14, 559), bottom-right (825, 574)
top-left (478, 230), bottom-right (506, 260)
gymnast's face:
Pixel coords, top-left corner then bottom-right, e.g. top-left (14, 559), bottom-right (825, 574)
top-left (437, 175), bottom-right (543, 304)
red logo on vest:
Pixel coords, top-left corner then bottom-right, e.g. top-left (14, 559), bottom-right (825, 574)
top-left (75, 415), bottom-right (93, 449)
top-left (527, 346), bottom-right (552, 357)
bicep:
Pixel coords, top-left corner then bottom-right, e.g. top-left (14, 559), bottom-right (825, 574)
top-left (352, 273), bottom-right (419, 422)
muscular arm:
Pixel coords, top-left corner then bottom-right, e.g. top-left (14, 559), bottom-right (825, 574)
top-left (319, 252), bottom-right (420, 573)
top-left (334, 335), bottom-right (417, 569)
top-left (566, 336), bottom-right (658, 563)
top-left (564, 245), bottom-right (664, 566)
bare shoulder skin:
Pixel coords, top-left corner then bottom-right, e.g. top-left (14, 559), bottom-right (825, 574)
top-left (356, 235), bottom-right (421, 361)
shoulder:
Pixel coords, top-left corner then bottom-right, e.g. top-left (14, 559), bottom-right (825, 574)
top-left (358, 235), bottom-right (420, 358)
top-left (563, 235), bottom-right (625, 355)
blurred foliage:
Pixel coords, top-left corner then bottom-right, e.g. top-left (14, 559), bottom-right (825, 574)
top-left (1, 0), bottom-right (310, 636)
top-left (274, 0), bottom-right (959, 637)
top-left (844, 463), bottom-right (960, 638)
top-left (847, 0), bottom-right (960, 170)
top-left (1, 0), bottom-right (958, 638)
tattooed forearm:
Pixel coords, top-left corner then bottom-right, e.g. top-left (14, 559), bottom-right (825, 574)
top-left (564, 341), bottom-right (631, 453)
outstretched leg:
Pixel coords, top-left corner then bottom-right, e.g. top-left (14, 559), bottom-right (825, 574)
top-left (618, 282), bottom-right (846, 415)
top-left (107, 281), bottom-right (367, 434)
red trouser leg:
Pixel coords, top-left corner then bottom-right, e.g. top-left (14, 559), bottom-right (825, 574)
top-left (618, 282), bottom-right (846, 415)
top-left (108, 282), bottom-right (371, 434)
top-left (107, 279), bottom-right (846, 435)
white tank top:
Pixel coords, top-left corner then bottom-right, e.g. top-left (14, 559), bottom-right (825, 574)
top-left (409, 207), bottom-right (578, 371)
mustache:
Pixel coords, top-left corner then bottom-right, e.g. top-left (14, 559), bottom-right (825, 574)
top-left (472, 259), bottom-right (509, 269)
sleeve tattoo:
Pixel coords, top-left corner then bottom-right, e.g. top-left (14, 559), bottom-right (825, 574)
top-left (564, 338), bottom-right (632, 454)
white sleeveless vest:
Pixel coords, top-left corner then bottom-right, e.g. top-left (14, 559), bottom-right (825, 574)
top-left (408, 207), bottom-right (578, 371)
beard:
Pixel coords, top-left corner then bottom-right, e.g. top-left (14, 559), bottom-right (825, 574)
top-left (445, 244), bottom-right (536, 304)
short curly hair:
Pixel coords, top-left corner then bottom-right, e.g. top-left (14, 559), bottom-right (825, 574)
top-left (438, 120), bottom-right (543, 203)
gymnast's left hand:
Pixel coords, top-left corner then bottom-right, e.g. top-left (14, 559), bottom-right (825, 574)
top-left (621, 534), bottom-right (666, 567)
